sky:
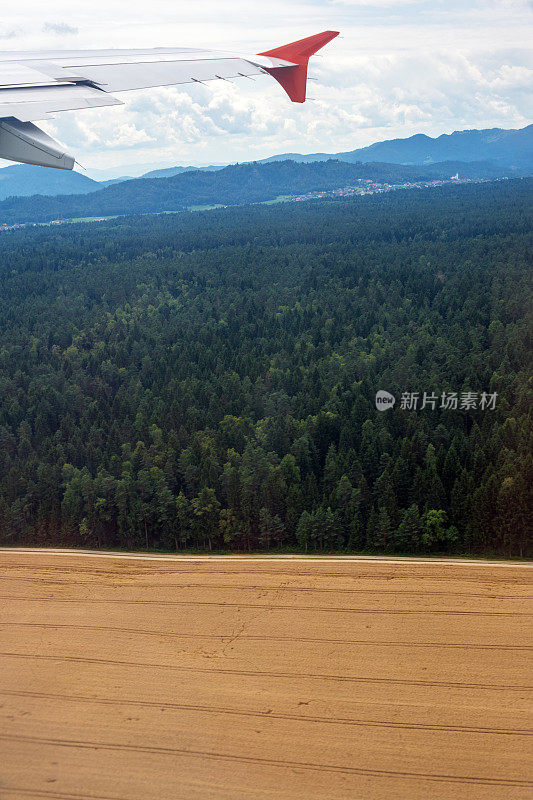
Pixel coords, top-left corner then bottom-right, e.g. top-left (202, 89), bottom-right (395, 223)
top-left (1, 0), bottom-right (532, 177)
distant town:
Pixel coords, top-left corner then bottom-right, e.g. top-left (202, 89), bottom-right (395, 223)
top-left (287, 175), bottom-right (498, 202)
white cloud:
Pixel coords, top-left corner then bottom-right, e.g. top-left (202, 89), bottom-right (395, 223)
top-left (42, 22), bottom-right (78, 35)
top-left (0, 28), bottom-right (22, 39)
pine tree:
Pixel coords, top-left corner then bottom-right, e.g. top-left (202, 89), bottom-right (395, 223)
top-left (374, 507), bottom-right (392, 551)
top-left (394, 504), bottom-right (422, 553)
top-left (296, 510), bottom-right (313, 552)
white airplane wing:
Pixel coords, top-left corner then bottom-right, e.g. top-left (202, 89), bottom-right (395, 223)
top-left (0, 31), bottom-right (338, 169)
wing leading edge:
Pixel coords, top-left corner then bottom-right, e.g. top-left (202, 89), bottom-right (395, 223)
top-left (0, 31), bottom-right (338, 169)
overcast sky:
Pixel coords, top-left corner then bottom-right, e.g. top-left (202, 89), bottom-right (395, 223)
top-left (1, 0), bottom-right (532, 176)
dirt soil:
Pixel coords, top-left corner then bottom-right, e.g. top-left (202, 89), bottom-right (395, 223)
top-left (0, 550), bottom-right (531, 800)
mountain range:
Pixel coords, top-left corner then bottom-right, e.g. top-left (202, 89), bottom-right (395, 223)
top-left (260, 124), bottom-right (532, 170)
top-left (0, 124), bottom-right (530, 202)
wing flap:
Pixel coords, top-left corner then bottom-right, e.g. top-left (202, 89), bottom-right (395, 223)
top-left (61, 57), bottom-right (268, 93)
top-left (0, 62), bottom-right (57, 87)
top-left (0, 84), bottom-right (123, 122)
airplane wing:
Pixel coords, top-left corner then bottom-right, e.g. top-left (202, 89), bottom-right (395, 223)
top-left (0, 31), bottom-right (338, 170)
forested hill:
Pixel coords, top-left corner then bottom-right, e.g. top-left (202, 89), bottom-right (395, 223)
top-left (0, 158), bottom-right (510, 226)
top-left (0, 180), bottom-right (531, 557)
top-left (0, 164), bottom-right (99, 201)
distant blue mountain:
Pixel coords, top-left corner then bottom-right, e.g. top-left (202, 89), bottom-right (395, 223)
top-left (259, 125), bottom-right (533, 172)
top-left (140, 164), bottom-right (225, 179)
top-left (0, 162), bottom-right (229, 199)
top-left (0, 164), bottom-right (99, 201)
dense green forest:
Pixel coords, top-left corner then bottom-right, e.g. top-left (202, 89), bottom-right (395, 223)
top-left (0, 158), bottom-right (511, 226)
top-left (0, 180), bottom-right (531, 556)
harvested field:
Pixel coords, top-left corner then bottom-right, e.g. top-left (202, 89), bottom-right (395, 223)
top-left (0, 549), bottom-right (531, 800)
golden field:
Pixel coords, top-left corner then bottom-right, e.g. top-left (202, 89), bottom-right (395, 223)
top-left (0, 549), bottom-right (531, 799)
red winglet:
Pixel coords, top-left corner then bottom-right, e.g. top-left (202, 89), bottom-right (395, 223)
top-left (258, 30), bottom-right (339, 103)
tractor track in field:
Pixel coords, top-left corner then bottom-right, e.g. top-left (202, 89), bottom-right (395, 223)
top-left (2, 595), bottom-right (530, 616)
top-left (1, 651), bottom-right (530, 692)
top-left (2, 576), bottom-right (529, 600)
top-left (2, 733), bottom-right (532, 788)
top-left (0, 787), bottom-right (132, 800)
top-left (2, 689), bottom-right (530, 736)
top-left (1, 621), bottom-right (531, 650)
